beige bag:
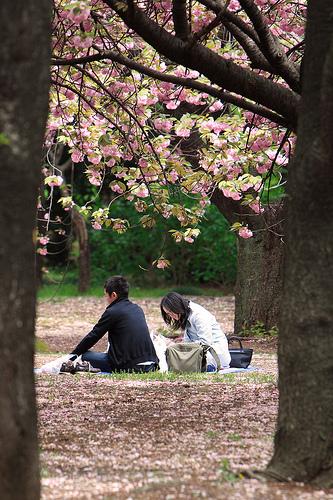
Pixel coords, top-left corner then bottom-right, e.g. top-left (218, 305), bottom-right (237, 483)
top-left (165, 343), bottom-right (221, 373)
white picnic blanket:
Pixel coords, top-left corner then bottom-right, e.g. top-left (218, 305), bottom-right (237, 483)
top-left (217, 366), bottom-right (259, 374)
top-left (35, 355), bottom-right (81, 375)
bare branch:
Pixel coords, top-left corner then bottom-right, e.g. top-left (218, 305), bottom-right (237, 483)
top-left (286, 40), bottom-right (305, 57)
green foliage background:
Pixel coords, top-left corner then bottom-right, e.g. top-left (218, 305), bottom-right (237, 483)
top-left (43, 164), bottom-right (237, 291)
top-left (88, 200), bottom-right (237, 287)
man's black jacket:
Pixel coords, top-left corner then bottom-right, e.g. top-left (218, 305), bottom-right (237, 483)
top-left (71, 297), bottom-right (158, 369)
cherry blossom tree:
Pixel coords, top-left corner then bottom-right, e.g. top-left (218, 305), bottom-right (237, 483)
top-left (0, 1), bottom-right (52, 499)
top-left (49, 0), bottom-right (305, 332)
top-left (48, 0), bottom-right (333, 484)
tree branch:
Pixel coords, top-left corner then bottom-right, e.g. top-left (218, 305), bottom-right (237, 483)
top-left (101, 0), bottom-right (299, 127)
top-left (238, 0), bottom-right (301, 92)
top-left (211, 186), bottom-right (259, 227)
top-left (197, 0), bottom-right (260, 45)
top-left (222, 20), bottom-right (274, 72)
top-left (51, 51), bottom-right (289, 127)
top-left (172, 0), bottom-right (190, 40)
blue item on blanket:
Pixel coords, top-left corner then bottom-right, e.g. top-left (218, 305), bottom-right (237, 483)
top-left (217, 365), bottom-right (259, 374)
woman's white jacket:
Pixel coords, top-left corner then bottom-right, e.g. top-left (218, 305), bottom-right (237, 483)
top-left (184, 301), bottom-right (231, 368)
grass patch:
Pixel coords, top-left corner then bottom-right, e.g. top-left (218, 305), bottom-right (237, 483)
top-left (218, 458), bottom-right (243, 484)
top-left (35, 357), bottom-right (275, 384)
top-left (95, 370), bottom-right (276, 385)
top-left (228, 433), bottom-right (242, 442)
top-left (38, 284), bottom-right (225, 300)
top-left (206, 430), bottom-right (220, 439)
top-left (35, 338), bottom-right (52, 354)
top-left (240, 321), bottom-right (278, 338)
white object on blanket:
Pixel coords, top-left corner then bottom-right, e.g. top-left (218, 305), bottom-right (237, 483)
top-left (35, 354), bottom-right (81, 375)
top-left (151, 332), bottom-right (169, 372)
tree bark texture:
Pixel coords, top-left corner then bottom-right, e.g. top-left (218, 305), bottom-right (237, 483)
top-left (211, 190), bottom-right (284, 334)
top-left (0, 2), bottom-right (51, 499)
top-left (72, 209), bottom-right (91, 293)
top-left (267, 0), bottom-right (333, 486)
top-left (234, 218), bottom-right (283, 334)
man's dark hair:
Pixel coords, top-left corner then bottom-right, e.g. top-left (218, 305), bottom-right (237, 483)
top-left (104, 276), bottom-right (129, 299)
top-left (160, 292), bottom-right (191, 330)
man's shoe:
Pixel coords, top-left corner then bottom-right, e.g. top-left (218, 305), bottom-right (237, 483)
top-left (75, 361), bottom-right (101, 373)
top-left (60, 360), bottom-right (76, 374)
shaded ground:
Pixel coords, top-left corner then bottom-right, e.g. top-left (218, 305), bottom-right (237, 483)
top-left (35, 297), bottom-right (330, 499)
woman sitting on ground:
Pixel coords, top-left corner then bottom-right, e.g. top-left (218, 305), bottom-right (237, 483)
top-left (160, 292), bottom-right (231, 371)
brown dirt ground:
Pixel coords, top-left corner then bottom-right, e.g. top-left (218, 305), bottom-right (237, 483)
top-left (35, 297), bottom-right (331, 500)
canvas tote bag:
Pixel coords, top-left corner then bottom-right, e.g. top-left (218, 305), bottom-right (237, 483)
top-left (165, 342), bottom-right (221, 373)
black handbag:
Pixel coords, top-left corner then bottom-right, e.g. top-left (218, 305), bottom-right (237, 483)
top-left (227, 336), bottom-right (253, 369)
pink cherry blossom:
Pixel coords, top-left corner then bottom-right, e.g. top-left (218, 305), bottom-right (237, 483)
top-left (156, 259), bottom-right (170, 269)
top-left (222, 188), bottom-right (241, 201)
top-left (239, 227), bottom-right (253, 239)
top-left (64, 89), bottom-right (75, 100)
top-left (92, 221), bottom-right (102, 230)
top-left (166, 100), bottom-right (179, 110)
top-left (249, 200), bottom-right (264, 214)
top-left (87, 154), bottom-right (101, 165)
top-left (67, 7), bottom-right (91, 24)
top-left (39, 236), bottom-right (49, 245)
top-left (111, 184), bottom-right (124, 194)
top-left (88, 174), bottom-right (101, 186)
top-left (45, 175), bottom-right (63, 187)
top-left (153, 118), bottom-right (173, 133)
top-left (168, 170), bottom-right (179, 183)
top-left (257, 163), bottom-right (270, 174)
top-left (209, 101), bottom-right (224, 112)
top-left (37, 247), bottom-right (48, 256)
top-left (135, 185), bottom-right (149, 198)
top-left (71, 150), bottom-right (84, 163)
top-left (138, 158), bottom-right (148, 169)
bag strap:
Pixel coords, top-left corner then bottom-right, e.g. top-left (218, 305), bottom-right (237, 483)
top-left (209, 346), bottom-right (221, 371)
top-left (201, 344), bottom-right (221, 371)
top-left (227, 335), bottom-right (244, 349)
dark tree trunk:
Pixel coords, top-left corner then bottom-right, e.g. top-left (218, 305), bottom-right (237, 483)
top-left (0, 2), bottom-right (51, 499)
top-left (211, 190), bottom-right (284, 334)
top-left (267, 1), bottom-right (333, 486)
top-left (234, 205), bottom-right (284, 334)
top-left (72, 208), bottom-right (91, 293)
top-left (35, 253), bottom-right (44, 288)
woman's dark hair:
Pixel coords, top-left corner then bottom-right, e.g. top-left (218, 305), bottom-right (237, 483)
top-left (160, 292), bottom-right (191, 330)
top-left (104, 276), bottom-right (129, 299)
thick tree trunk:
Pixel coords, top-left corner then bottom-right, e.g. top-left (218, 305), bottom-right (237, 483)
top-left (72, 208), bottom-right (91, 293)
top-left (211, 190), bottom-right (284, 334)
top-left (267, 1), bottom-right (333, 486)
top-left (0, 2), bottom-right (51, 500)
top-left (234, 205), bottom-right (284, 334)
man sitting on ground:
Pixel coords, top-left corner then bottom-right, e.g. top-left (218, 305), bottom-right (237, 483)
top-left (69, 276), bottom-right (159, 373)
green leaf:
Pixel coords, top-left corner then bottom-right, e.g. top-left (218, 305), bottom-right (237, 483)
top-left (0, 132), bottom-right (10, 145)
